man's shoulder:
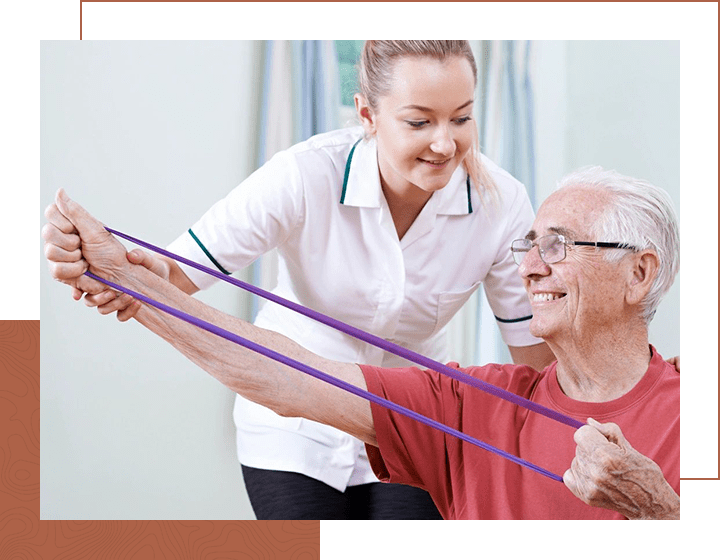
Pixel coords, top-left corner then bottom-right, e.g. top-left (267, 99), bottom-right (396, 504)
top-left (452, 361), bottom-right (546, 398)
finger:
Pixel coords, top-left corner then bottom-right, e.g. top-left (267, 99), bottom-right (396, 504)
top-left (44, 203), bottom-right (78, 234)
top-left (44, 241), bottom-right (83, 263)
top-left (126, 248), bottom-right (149, 265)
top-left (97, 293), bottom-right (135, 316)
top-left (83, 290), bottom-right (118, 308)
top-left (117, 299), bottom-right (142, 322)
top-left (72, 286), bottom-right (84, 301)
top-left (586, 418), bottom-right (625, 446)
top-left (127, 248), bottom-right (166, 276)
top-left (75, 274), bottom-right (113, 295)
top-left (41, 222), bottom-right (82, 251)
top-left (563, 467), bottom-right (576, 492)
top-left (47, 259), bottom-right (89, 282)
top-left (55, 188), bottom-right (108, 240)
top-left (573, 424), bottom-right (605, 447)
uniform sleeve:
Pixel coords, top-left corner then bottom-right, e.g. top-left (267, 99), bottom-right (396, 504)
top-left (166, 150), bottom-right (305, 290)
top-left (481, 180), bottom-right (543, 347)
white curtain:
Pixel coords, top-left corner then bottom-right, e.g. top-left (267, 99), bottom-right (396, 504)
top-left (446, 40), bottom-right (537, 366)
top-left (249, 40), bottom-right (340, 320)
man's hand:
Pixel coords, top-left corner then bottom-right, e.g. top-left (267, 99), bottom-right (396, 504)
top-left (563, 418), bottom-right (679, 519)
top-left (42, 189), bottom-right (131, 293)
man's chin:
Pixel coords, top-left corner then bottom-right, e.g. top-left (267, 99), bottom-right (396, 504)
top-left (529, 319), bottom-right (553, 340)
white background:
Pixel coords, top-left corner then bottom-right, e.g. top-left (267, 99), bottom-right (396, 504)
top-left (38, 38), bottom-right (684, 521)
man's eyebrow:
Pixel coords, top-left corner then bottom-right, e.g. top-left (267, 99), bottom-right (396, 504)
top-left (399, 99), bottom-right (474, 113)
top-left (525, 226), bottom-right (578, 240)
top-left (549, 226), bottom-right (578, 239)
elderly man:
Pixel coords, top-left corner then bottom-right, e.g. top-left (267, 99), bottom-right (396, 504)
top-left (43, 166), bottom-right (679, 519)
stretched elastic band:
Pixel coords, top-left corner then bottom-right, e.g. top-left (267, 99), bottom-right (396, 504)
top-left (106, 226), bottom-right (584, 431)
top-left (84, 270), bottom-right (564, 483)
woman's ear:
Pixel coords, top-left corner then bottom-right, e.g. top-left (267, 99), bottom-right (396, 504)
top-left (354, 94), bottom-right (376, 135)
top-left (626, 250), bottom-right (659, 306)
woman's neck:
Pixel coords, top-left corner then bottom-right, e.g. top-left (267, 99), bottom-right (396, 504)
top-left (380, 177), bottom-right (433, 241)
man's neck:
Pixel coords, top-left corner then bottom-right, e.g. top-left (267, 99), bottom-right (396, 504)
top-left (549, 327), bottom-right (652, 403)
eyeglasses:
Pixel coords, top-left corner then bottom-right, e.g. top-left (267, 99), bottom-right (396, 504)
top-left (511, 234), bottom-right (637, 266)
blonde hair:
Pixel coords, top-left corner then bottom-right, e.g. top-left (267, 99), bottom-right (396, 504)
top-left (357, 40), bottom-right (497, 201)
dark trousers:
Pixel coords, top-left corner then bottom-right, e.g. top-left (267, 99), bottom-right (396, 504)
top-left (241, 465), bottom-right (443, 520)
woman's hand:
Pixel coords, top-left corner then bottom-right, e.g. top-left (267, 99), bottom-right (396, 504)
top-left (82, 249), bottom-right (171, 321)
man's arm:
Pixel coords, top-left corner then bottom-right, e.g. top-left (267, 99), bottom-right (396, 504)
top-left (563, 418), bottom-right (679, 519)
top-left (43, 189), bottom-right (377, 447)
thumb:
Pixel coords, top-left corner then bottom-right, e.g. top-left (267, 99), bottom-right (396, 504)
top-left (55, 189), bottom-right (108, 241)
top-left (587, 418), bottom-right (627, 448)
top-left (127, 248), bottom-right (170, 280)
top-left (127, 248), bottom-right (158, 271)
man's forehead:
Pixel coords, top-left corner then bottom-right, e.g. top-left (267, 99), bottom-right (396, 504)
top-left (531, 187), bottom-right (606, 238)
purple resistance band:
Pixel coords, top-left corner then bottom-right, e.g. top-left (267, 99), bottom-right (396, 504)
top-left (84, 269), bottom-right (564, 483)
top-left (104, 227), bottom-right (584, 431)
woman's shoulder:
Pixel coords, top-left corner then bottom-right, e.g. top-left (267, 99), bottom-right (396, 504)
top-left (287, 126), bottom-right (364, 158)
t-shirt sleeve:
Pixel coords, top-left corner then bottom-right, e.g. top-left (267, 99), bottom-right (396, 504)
top-left (166, 150), bottom-right (305, 290)
top-left (360, 363), bottom-right (455, 514)
top-left (481, 176), bottom-right (542, 347)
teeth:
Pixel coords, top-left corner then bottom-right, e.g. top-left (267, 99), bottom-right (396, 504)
top-left (533, 293), bottom-right (564, 302)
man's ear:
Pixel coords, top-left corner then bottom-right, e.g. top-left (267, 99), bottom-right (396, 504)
top-left (354, 94), bottom-right (376, 135)
top-left (626, 250), bottom-right (659, 306)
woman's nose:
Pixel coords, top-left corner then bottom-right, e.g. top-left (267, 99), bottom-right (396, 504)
top-left (430, 126), bottom-right (455, 156)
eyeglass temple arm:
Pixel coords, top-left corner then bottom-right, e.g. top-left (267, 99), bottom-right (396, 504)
top-left (573, 241), bottom-right (636, 249)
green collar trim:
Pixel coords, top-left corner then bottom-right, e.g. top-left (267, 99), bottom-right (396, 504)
top-left (340, 138), bottom-right (363, 204)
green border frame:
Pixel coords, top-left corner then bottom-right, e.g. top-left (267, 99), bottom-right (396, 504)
top-left (18, 0), bottom-right (720, 558)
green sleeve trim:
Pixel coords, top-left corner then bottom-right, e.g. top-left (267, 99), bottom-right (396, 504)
top-left (188, 228), bottom-right (231, 275)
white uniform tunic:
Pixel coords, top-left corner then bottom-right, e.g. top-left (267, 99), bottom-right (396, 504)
top-left (167, 127), bottom-right (541, 491)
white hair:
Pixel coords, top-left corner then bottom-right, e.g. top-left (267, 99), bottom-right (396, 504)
top-left (557, 166), bottom-right (679, 325)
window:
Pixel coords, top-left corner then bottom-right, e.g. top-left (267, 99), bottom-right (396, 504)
top-left (336, 40), bottom-right (364, 106)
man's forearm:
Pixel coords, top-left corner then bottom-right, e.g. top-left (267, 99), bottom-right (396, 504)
top-left (112, 262), bottom-right (377, 445)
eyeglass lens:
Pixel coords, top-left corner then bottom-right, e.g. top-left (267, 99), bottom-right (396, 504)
top-left (512, 235), bottom-right (565, 265)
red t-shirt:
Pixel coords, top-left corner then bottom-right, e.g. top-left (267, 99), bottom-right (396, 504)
top-left (360, 347), bottom-right (679, 519)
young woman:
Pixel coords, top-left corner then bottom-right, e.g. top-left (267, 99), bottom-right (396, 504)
top-left (73, 41), bottom-right (553, 520)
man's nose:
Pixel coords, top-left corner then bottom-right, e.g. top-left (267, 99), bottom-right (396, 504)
top-left (518, 244), bottom-right (550, 279)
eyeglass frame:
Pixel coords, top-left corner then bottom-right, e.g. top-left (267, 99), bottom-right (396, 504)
top-left (510, 234), bottom-right (638, 266)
